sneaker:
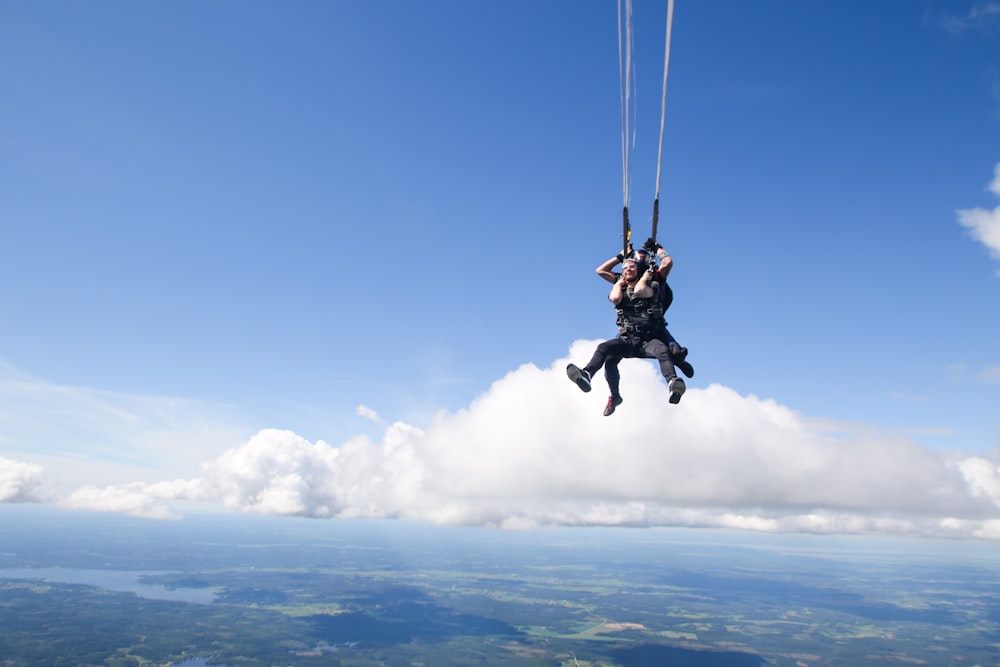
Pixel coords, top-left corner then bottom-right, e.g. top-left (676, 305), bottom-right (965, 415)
top-left (677, 359), bottom-right (695, 378)
top-left (668, 377), bottom-right (686, 404)
top-left (603, 395), bottom-right (624, 416)
top-left (566, 364), bottom-right (592, 393)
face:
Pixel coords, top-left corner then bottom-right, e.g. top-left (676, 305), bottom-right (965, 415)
top-left (622, 260), bottom-right (639, 280)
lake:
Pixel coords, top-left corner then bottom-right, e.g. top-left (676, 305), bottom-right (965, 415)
top-left (0, 566), bottom-right (218, 604)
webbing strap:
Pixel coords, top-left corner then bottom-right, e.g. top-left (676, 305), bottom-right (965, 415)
top-left (618, 0), bottom-right (634, 215)
top-left (652, 0), bottom-right (675, 245)
top-left (620, 0), bottom-right (675, 250)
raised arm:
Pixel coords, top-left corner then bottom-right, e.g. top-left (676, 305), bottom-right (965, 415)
top-left (595, 255), bottom-right (622, 284)
top-left (656, 248), bottom-right (673, 278)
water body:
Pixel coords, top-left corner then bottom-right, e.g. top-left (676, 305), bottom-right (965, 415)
top-left (0, 567), bottom-right (217, 604)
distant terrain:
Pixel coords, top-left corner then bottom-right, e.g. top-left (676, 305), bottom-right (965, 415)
top-left (1, 507), bottom-right (998, 666)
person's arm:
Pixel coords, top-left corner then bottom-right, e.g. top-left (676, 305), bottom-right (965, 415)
top-left (609, 275), bottom-right (627, 304)
top-left (631, 268), bottom-right (656, 299)
top-left (596, 255), bottom-right (621, 284)
top-left (656, 248), bottom-right (673, 278)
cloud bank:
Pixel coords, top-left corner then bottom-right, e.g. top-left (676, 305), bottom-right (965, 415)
top-left (34, 340), bottom-right (1000, 540)
top-left (957, 161), bottom-right (1000, 271)
top-left (0, 456), bottom-right (46, 503)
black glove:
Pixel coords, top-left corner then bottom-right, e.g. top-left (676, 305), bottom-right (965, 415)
top-left (617, 242), bottom-right (634, 262)
top-left (642, 237), bottom-right (661, 253)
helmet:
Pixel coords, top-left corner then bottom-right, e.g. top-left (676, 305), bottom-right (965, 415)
top-left (625, 257), bottom-right (650, 274)
top-left (631, 247), bottom-right (654, 271)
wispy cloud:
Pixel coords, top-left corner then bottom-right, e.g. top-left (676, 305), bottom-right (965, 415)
top-left (957, 161), bottom-right (1000, 272)
top-left (42, 340), bottom-right (1000, 540)
top-left (979, 365), bottom-right (1000, 383)
top-left (939, 2), bottom-right (1000, 36)
top-left (356, 405), bottom-right (384, 424)
top-left (0, 361), bottom-right (249, 488)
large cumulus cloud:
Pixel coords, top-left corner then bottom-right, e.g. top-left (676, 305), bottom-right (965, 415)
top-left (56, 340), bottom-right (1000, 539)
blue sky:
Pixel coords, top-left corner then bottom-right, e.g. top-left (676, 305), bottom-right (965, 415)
top-left (2, 1), bottom-right (1000, 537)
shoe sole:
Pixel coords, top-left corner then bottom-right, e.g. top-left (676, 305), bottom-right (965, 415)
top-left (677, 360), bottom-right (694, 378)
top-left (668, 379), bottom-right (686, 404)
top-left (566, 364), bottom-right (592, 393)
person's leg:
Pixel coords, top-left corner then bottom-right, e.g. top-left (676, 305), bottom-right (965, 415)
top-left (583, 338), bottom-right (633, 377)
top-left (568, 339), bottom-right (615, 392)
top-left (642, 338), bottom-right (676, 380)
top-left (604, 357), bottom-right (622, 399)
top-left (661, 327), bottom-right (693, 378)
top-left (643, 339), bottom-right (686, 404)
top-left (567, 339), bottom-right (633, 394)
top-left (603, 356), bottom-right (623, 416)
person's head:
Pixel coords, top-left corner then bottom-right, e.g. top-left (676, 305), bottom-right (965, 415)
top-left (622, 258), bottom-right (643, 282)
top-left (631, 248), bottom-right (651, 273)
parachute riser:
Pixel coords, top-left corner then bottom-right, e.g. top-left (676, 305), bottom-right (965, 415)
top-left (618, 0), bottom-right (673, 261)
top-left (650, 198), bottom-right (659, 248)
top-left (622, 206), bottom-right (631, 257)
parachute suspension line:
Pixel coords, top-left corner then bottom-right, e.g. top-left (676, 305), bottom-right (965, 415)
top-left (618, 0), bottom-right (636, 255)
top-left (651, 0), bottom-right (675, 244)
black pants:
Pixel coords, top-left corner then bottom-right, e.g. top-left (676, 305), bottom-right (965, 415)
top-left (583, 335), bottom-right (677, 392)
top-left (604, 328), bottom-right (681, 399)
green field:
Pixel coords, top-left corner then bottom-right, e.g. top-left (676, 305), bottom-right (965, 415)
top-left (1, 509), bottom-right (998, 666)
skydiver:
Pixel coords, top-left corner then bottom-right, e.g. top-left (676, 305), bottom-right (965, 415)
top-left (566, 253), bottom-right (687, 406)
top-left (588, 239), bottom-right (693, 415)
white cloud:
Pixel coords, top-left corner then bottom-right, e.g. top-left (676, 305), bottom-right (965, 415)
top-left (60, 478), bottom-right (216, 519)
top-left (940, 2), bottom-right (1000, 35)
top-left (54, 340), bottom-right (1000, 539)
top-left (202, 421), bottom-right (426, 519)
top-left (957, 161), bottom-right (1000, 269)
top-left (979, 365), bottom-right (1000, 383)
top-left (0, 362), bottom-right (248, 489)
top-left (0, 456), bottom-right (46, 503)
top-left (955, 456), bottom-right (1000, 506)
top-left (356, 404), bottom-right (383, 423)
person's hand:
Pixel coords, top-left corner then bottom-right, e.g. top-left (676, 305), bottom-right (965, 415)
top-left (642, 237), bottom-right (661, 253)
top-left (617, 242), bottom-right (634, 263)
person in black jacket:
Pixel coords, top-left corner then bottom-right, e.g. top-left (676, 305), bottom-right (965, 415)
top-left (566, 251), bottom-right (687, 406)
